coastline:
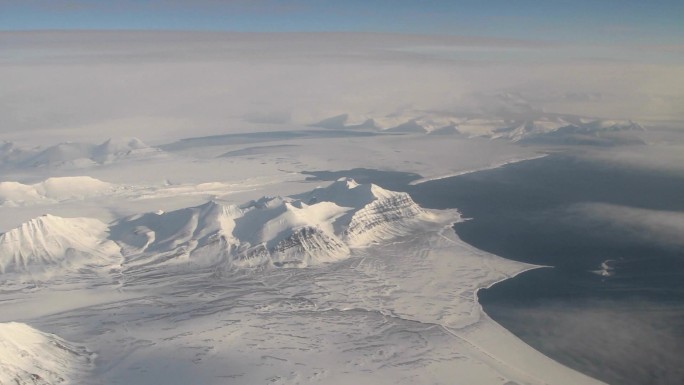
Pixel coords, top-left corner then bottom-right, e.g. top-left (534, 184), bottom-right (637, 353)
top-left (409, 153), bottom-right (549, 185)
top-left (414, 153), bottom-right (684, 385)
top-left (432, 222), bottom-right (605, 385)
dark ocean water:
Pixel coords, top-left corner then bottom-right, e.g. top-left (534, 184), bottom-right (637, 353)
top-left (304, 154), bottom-right (684, 385)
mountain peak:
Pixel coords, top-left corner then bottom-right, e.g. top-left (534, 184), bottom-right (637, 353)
top-left (334, 177), bottom-right (359, 189)
top-left (0, 215), bottom-right (118, 275)
top-left (299, 178), bottom-right (380, 209)
top-left (109, 179), bottom-right (430, 272)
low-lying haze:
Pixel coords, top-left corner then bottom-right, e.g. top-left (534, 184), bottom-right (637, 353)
top-left (1, 31), bottom-right (682, 147)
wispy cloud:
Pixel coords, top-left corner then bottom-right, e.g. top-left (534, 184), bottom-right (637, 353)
top-left (568, 203), bottom-right (684, 250)
top-left (488, 299), bottom-right (684, 385)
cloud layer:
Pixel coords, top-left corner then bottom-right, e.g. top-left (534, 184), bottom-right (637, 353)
top-left (1, 31), bottom-right (683, 145)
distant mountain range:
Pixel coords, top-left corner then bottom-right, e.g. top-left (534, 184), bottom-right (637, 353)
top-left (0, 137), bottom-right (164, 169)
top-left (311, 112), bottom-right (646, 145)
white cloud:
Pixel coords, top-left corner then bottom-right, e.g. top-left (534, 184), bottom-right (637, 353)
top-left (569, 203), bottom-right (684, 249)
top-left (581, 142), bottom-right (684, 174)
top-left (1, 31), bottom-right (683, 146)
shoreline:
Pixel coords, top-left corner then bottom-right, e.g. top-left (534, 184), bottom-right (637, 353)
top-left (409, 153), bottom-right (549, 185)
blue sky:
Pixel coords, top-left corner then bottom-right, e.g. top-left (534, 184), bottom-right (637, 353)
top-left (1, 0), bottom-right (683, 44)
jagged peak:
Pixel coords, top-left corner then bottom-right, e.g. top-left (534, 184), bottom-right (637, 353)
top-left (333, 177), bottom-right (359, 189)
top-left (328, 177), bottom-right (399, 199)
top-left (296, 178), bottom-right (408, 212)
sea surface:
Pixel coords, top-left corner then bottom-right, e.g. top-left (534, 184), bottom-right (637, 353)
top-left (304, 154), bottom-right (684, 385)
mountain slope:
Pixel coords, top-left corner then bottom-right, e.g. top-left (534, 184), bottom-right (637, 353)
top-left (112, 178), bottom-right (432, 273)
top-left (0, 176), bottom-right (117, 206)
top-left (297, 178), bottom-right (428, 246)
top-left (0, 215), bottom-right (120, 275)
top-left (0, 322), bottom-right (93, 385)
top-left (0, 179), bottom-right (436, 281)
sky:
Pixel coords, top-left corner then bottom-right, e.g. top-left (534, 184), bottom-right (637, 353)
top-left (1, 1), bottom-right (683, 145)
top-left (1, 0), bottom-right (683, 45)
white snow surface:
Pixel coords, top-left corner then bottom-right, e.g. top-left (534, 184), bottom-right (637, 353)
top-left (109, 178), bottom-right (429, 271)
top-left (0, 215), bottom-right (120, 276)
top-left (0, 176), bottom-right (117, 206)
top-left (0, 179), bottom-right (428, 277)
top-left (0, 179), bottom-right (603, 385)
top-left (2, 31), bottom-right (677, 385)
top-left (0, 322), bottom-right (94, 385)
top-left (0, 131), bottom-right (605, 385)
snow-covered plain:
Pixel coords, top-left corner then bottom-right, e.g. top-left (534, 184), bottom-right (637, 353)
top-left (3, 31), bottom-right (663, 385)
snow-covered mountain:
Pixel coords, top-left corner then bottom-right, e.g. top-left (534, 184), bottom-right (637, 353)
top-left (0, 176), bottom-right (118, 206)
top-left (311, 113), bottom-right (457, 133)
top-left (310, 111), bottom-right (645, 145)
top-left (0, 215), bottom-right (120, 276)
top-left (510, 119), bottom-right (646, 145)
top-left (0, 322), bottom-right (94, 385)
top-left (295, 178), bottom-right (428, 246)
top-left (0, 179), bottom-right (434, 282)
top-left (112, 178), bottom-right (431, 272)
top-left (0, 137), bottom-right (163, 169)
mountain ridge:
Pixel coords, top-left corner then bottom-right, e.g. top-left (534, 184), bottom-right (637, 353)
top-left (0, 179), bottom-right (441, 281)
top-left (0, 137), bottom-right (163, 169)
top-left (310, 111), bottom-right (646, 145)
